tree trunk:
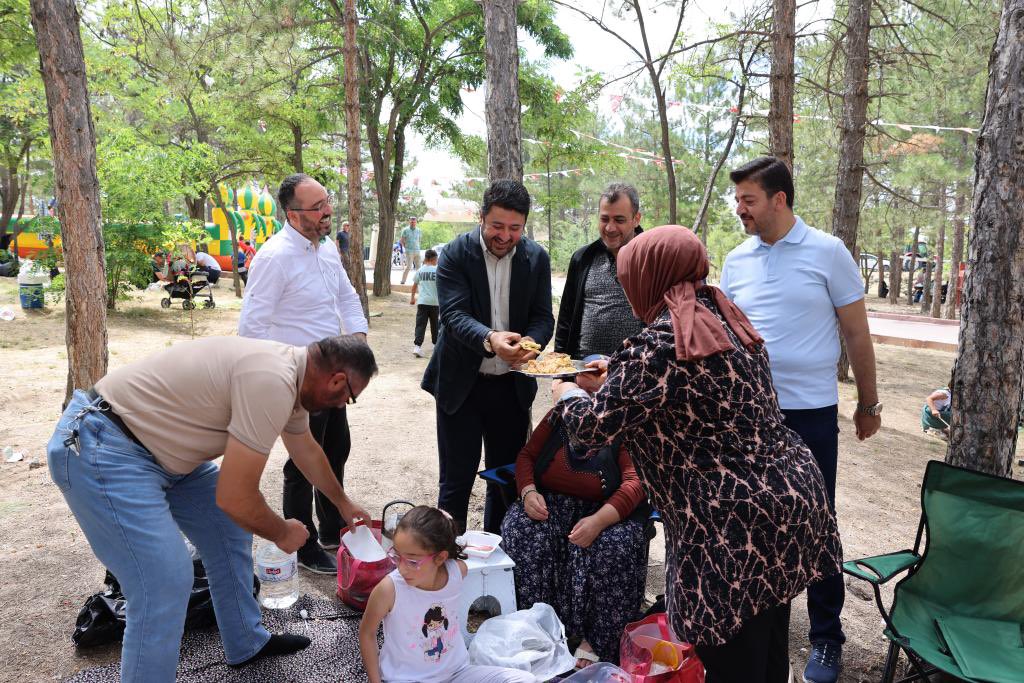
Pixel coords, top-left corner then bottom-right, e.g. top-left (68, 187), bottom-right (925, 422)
top-left (291, 123), bottom-right (304, 173)
top-left (482, 0), bottom-right (522, 183)
top-left (944, 183), bottom-right (967, 319)
top-left (887, 248), bottom-right (902, 304)
top-left (0, 163), bottom-right (21, 240)
top-left (343, 0), bottom-right (369, 317)
top-left (930, 185), bottom-right (947, 318)
top-left (768, 0), bottom-right (795, 168)
top-left (185, 195), bottom-right (205, 220)
top-left (946, 0), bottom-right (1024, 478)
top-left (830, 0), bottom-right (871, 382)
top-left (920, 255), bottom-right (933, 312)
top-left (29, 0), bottom-right (108, 406)
top-left (906, 225), bottom-right (920, 306)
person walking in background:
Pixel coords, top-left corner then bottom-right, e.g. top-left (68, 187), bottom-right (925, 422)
top-left (239, 173), bottom-right (370, 575)
top-left (720, 157), bottom-right (881, 683)
top-left (555, 182), bottom-right (645, 359)
top-left (421, 180), bottom-right (554, 534)
top-left (337, 220), bottom-right (352, 265)
top-left (411, 249), bottom-right (440, 358)
top-left (400, 217), bottom-right (423, 284)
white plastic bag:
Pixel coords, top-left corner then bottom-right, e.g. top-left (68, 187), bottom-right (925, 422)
top-left (562, 663), bottom-right (633, 682)
top-left (468, 602), bottom-right (574, 680)
top-left (16, 259), bottom-right (49, 286)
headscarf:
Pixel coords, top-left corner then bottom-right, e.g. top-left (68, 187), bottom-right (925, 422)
top-left (616, 225), bottom-right (763, 361)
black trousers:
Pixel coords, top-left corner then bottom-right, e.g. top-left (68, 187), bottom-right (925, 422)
top-left (781, 405), bottom-right (846, 646)
top-left (436, 374), bottom-right (530, 534)
top-left (414, 305), bottom-right (439, 346)
top-left (283, 406), bottom-right (350, 549)
top-left (695, 602), bottom-right (792, 683)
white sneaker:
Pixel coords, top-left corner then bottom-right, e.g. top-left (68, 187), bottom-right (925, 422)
top-left (413, 345), bottom-right (423, 357)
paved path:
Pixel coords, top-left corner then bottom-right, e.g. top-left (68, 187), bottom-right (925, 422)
top-left (867, 312), bottom-right (959, 352)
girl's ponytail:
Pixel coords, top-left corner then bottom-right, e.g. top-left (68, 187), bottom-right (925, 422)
top-left (396, 506), bottom-right (467, 560)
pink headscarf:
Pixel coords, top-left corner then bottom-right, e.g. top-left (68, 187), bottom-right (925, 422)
top-left (616, 226), bottom-right (763, 361)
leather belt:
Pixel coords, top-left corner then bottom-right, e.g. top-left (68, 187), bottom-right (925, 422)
top-left (86, 388), bottom-right (147, 450)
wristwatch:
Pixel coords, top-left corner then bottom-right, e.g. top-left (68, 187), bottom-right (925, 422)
top-left (857, 401), bottom-right (884, 416)
top-left (483, 330), bottom-right (495, 354)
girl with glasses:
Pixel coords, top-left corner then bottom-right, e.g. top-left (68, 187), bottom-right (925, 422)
top-left (358, 506), bottom-right (533, 683)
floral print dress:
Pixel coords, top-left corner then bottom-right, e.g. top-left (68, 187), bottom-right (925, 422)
top-left (557, 289), bottom-right (842, 648)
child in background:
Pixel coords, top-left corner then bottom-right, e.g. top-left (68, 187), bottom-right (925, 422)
top-left (410, 249), bottom-right (439, 358)
top-left (922, 387), bottom-right (952, 436)
top-left (359, 506), bottom-right (533, 683)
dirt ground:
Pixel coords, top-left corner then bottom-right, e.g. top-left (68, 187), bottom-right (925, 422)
top-left (0, 278), bottom-right (1018, 683)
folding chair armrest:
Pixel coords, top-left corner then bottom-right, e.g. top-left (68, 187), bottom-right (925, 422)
top-left (478, 463), bottom-right (516, 486)
top-left (842, 550), bottom-right (920, 585)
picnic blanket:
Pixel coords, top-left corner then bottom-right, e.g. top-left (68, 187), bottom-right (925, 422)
top-left (65, 595), bottom-right (369, 682)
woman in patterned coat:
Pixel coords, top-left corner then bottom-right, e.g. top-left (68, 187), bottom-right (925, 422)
top-left (552, 226), bottom-right (842, 683)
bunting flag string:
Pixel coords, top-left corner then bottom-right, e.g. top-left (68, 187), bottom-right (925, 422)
top-left (606, 93), bottom-right (979, 135)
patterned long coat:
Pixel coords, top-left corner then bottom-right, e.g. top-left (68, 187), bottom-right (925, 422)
top-left (557, 289), bottom-right (842, 647)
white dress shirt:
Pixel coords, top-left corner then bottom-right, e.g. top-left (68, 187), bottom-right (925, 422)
top-left (478, 233), bottom-right (515, 376)
top-left (238, 222), bottom-right (368, 345)
top-left (194, 251), bottom-right (221, 271)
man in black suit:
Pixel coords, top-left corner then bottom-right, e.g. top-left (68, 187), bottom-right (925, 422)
top-left (421, 180), bottom-right (554, 533)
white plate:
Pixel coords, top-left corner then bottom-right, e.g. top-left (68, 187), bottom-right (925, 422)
top-left (457, 530), bottom-right (503, 559)
top-left (512, 358), bottom-right (600, 379)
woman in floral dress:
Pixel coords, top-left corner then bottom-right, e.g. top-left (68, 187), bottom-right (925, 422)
top-left (552, 226), bottom-right (842, 683)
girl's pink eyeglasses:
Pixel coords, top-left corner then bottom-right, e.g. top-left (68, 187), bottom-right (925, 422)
top-left (386, 547), bottom-right (437, 569)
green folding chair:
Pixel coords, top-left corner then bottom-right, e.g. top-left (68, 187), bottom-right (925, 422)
top-left (843, 459), bottom-right (1024, 683)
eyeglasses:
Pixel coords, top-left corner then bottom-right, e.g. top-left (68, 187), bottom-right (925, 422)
top-left (288, 201), bottom-right (330, 214)
top-left (345, 376), bottom-right (358, 405)
top-left (386, 547), bottom-right (436, 569)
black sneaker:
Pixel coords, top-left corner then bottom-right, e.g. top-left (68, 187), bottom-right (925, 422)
top-left (297, 545), bottom-right (337, 574)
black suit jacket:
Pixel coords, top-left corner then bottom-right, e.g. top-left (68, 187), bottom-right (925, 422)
top-left (421, 228), bottom-right (555, 415)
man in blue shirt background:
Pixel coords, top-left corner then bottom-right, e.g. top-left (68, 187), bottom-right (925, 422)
top-left (720, 157), bottom-right (881, 683)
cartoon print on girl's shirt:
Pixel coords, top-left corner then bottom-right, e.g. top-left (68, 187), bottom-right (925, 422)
top-left (421, 604), bottom-right (456, 662)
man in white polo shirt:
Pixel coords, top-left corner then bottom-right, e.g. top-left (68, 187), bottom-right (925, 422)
top-left (720, 157), bottom-right (881, 683)
top-left (239, 173), bottom-right (370, 575)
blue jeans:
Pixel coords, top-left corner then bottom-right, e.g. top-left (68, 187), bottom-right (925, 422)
top-left (47, 390), bottom-right (270, 682)
top-left (781, 405), bottom-right (846, 646)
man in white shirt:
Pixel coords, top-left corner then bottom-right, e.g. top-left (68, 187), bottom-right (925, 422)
top-left (193, 245), bottom-right (222, 285)
top-left (239, 173), bottom-right (369, 574)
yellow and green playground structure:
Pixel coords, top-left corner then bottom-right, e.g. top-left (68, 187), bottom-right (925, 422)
top-left (14, 183), bottom-right (283, 270)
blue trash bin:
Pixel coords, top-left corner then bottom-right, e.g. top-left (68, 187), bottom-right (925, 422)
top-left (19, 283), bottom-right (44, 309)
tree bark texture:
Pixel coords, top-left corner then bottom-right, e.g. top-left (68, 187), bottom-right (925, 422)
top-left (768, 0), bottom-right (795, 169)
top-left (292, 123), bottom-right (304, 174)
top-left (930, 185), bottom-right (947, 318)
top-left (944, 183), bottom-right (967, 319)
top-left (343, 0), bottom-right (369, 317)
top-left (482, 0), bottom-right (523, 183)
top-left (29, 0), bottom-right (109, 405)
top-left (831, 0), bottom-right (871, 382)
top-left (947, 0), bottom-right (1024, 477)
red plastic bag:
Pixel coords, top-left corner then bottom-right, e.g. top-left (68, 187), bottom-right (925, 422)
top-left (336, 520), bottom-right (395, 611)
top-left (619, 613), bottom-right (704, 683)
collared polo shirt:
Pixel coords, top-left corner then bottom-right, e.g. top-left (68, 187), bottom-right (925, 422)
top-left (719, 216), bottom-right (864, 410)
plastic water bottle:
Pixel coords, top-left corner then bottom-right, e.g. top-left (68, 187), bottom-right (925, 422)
top-left (254, 543), bottom-right (298, 609)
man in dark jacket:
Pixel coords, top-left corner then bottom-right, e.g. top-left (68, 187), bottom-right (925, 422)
top-left (555, 183), bottom-right (644, 358)
top-left (421, 180), bottom-right (554, 533)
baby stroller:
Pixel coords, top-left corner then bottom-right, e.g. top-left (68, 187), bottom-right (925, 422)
top-left (160, 266), bottom-right (215, 310)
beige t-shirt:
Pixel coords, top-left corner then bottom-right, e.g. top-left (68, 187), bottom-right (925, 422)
top-left (94, 337), bottom-right (310, 474)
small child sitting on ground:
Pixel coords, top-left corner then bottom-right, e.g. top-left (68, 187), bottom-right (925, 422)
top-left (922, 387), bottom-right (952, 436)
top-left (359, 506), bottom-right (533, 683)
top-left (410, 249), bottom-right (439, 358)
